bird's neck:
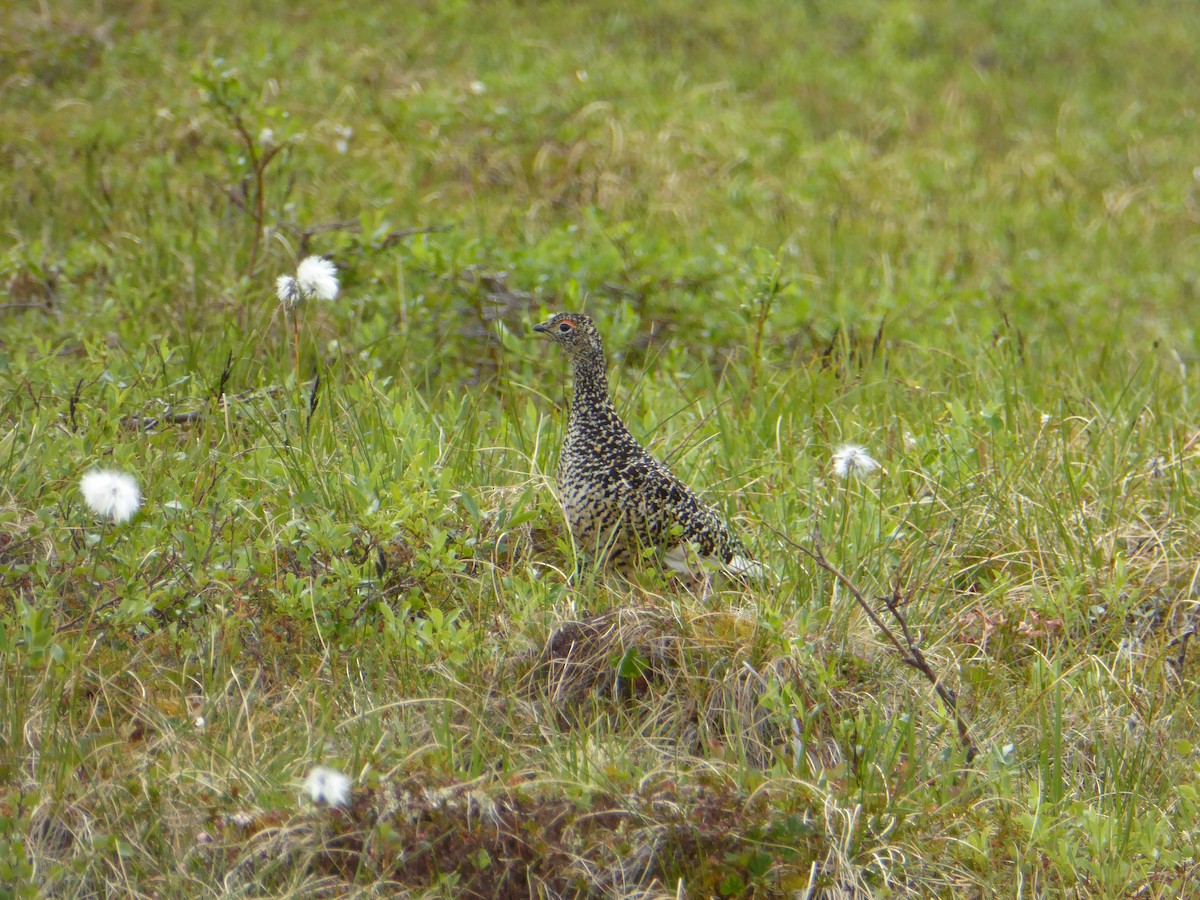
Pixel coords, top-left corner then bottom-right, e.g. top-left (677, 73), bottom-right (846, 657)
top-left (570, 349), bottom-right (611, 410)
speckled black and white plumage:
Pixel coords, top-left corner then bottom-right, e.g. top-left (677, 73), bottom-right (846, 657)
top-left (533, 312), bottom-right (761, 578)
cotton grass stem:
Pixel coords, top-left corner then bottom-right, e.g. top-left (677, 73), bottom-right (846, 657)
top-left (292, 308), bottom-right (301, 384)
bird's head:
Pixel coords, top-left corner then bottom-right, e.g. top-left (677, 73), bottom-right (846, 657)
top-left (532, 312), bottom-right (604, 360)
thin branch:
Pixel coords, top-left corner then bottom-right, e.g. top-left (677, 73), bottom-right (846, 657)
top-left (290, 220), bottom-right (454, 256)
top-left (208, 176), bottom-right (253, 217)
top-left (771, 524), bottom-right (977, 763)
top-left (0, 303), bottom-right (51, 313)
top-left (377, 224), bottom-right (453, 250)
top-left (56, 597), bottom-right (121, 635)
top-left (350, 579), bottom-right (413, 623)
top-left (297, 218), bottom-right (360, 235)
top-left (207, 106), bottom-right (287, 279)
top-left (122, 383), bottom-right (294, 431)
top-left (162, 410), bottom-right (206, 425)
top-left (229, 111), bottom-right (267, 278)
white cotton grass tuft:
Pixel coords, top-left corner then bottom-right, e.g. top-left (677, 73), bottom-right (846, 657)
top-left (303, 766), bottom-right (351, 808)
top-left (275, 256), bottom-right (339, 307)
top-left (295, 256), bottom-right (339, 301)
top-left (81, 470), bottom-right (141, 523)
top-left (276, 274), bottom-right (301, 307)
top-left (832, 444), bottom-right (881, 479)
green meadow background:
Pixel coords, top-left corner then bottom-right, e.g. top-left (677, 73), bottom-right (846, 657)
top-left (2, 0), bottom-right (1199, 895)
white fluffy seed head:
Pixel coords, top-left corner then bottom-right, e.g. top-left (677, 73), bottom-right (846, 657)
top-left (303, 766), bottom-right (351, 808)
top-left (295, 256), bottom-right (339, 301)
top-left (275, 274), bottom-right (301, 307)
top-left (80, 470), bottom-right (141, 523)
top-left (832, 444), bottom-right (881, 479)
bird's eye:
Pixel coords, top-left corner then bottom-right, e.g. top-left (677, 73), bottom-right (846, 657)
top-left (558, 322), bottom-right (573, 333)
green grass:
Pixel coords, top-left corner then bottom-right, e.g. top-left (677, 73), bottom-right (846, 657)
top-left (3, 0), bottom-right (1200, 895)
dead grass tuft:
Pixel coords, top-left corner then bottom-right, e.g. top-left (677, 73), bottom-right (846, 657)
top-left (294, 772), bottom-right (826, 897)
top-left (517, 603), bottom-right (843, 769)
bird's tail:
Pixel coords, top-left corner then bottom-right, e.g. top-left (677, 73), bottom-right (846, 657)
top-left (723, 554), bottom-right (773, 582)
top-left (665, 544), bottom-right (773, 582)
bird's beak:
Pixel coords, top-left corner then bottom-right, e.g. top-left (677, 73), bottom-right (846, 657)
top-left (532, 321), bottom-right (549, 334)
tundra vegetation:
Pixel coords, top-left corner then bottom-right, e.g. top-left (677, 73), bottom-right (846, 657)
top-left (2, 0), bottom-right (1199, 896)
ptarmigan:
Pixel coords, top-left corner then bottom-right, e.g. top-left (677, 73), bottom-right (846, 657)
top-left (533, 312), bottom-right (763, 579)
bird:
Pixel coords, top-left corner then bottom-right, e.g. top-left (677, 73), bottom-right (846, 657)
top-left (532, 311), bottom-right (764, 580)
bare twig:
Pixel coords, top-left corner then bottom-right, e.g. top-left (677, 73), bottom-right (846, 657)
top-left (202, 99), bottom-right (284, 285)
top-left (273, 217), bottom-right (455, 256)
top-left (56, 597), bottom-right (121, 635)
top-left (122, 383), bottom-right (293, 431)
top-left (226, 110), bottom-right (284, 279)
top-left (296, 218), bottom-right (359, 235)
top-left (158, 410), bottom-right (206, 426)
top-left (208, 176), bottom-right (252, 216)
top-left (377, 224), bottom-right (453, 250)
top-left (772, 525), bottom-right (977, 763)
top-left (288, 220), bottom-right (453, 256)
top-left (350, 580), bottom-right (412, 623)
